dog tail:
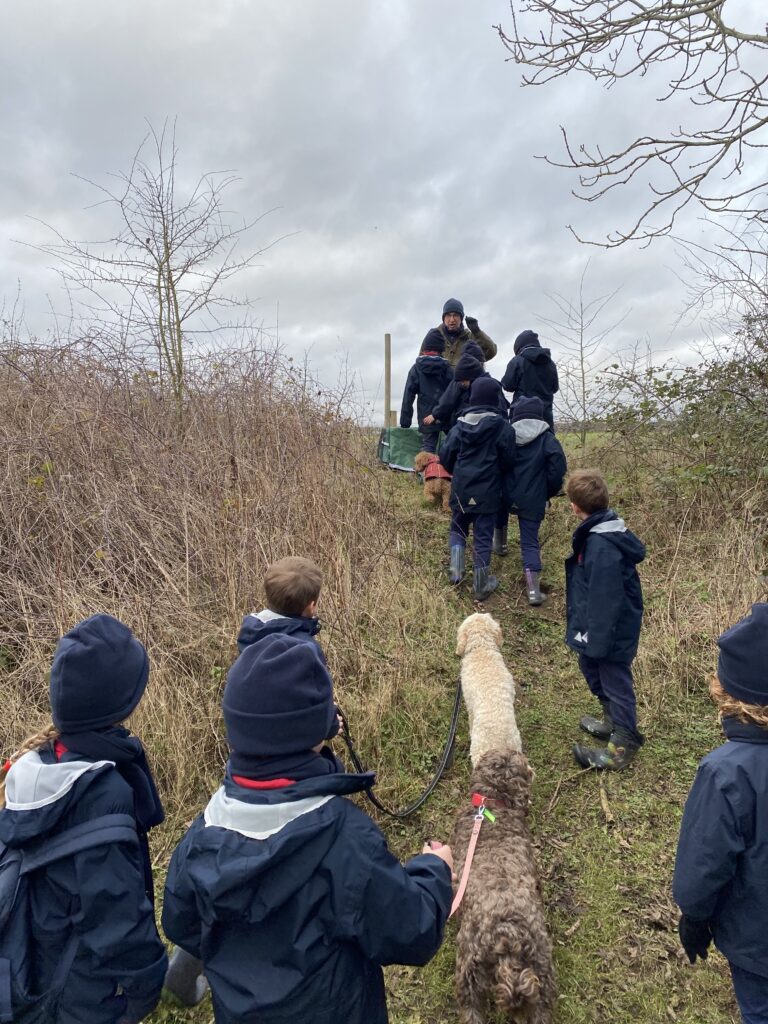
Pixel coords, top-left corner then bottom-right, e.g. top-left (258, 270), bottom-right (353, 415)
top-left (491, 918), bottom-right (550, 1016)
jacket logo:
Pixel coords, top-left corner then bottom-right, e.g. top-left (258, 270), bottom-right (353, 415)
top-left (468, 498), bottom-right (477, 506)
top-left (574, 631), bottom-right (589, 643)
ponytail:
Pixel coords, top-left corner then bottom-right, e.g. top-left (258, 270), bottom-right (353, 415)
top-left (0, 721), bottom-right (60, 809)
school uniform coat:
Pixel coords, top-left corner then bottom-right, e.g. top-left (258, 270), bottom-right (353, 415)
top-left (673, 718), bottom-right (768, 978)
top-left (439, 406), bottom-right (517, 515)
top-left (399, 354), bottom-right (453, 437)
top-left (162, 766), bottom-right (452, 1024)
top-left (237, 608), bottom-right (322, 653)
top-left (0, 748), bottom-right (167, 1024)
top-left (507, 416), bottom-right (567, 521)
top-left (502, 346), bottom-right (559, 423)
top-left (565, 509), bottom-right (645, 663)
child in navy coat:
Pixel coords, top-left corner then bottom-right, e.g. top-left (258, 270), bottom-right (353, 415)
top-left (439, 376), bottom-right (517, 601)
top-left (237, 554), bottom-right (324, 653)
top-left (399, 333), bottom-right (453, 453)
top-left (431, 342), bottom-right (493, 433)
top-left (565, 469), bottom-right (646, 771)
top-left (162, 633), bottom-right (453, 1024)
top-left (0, 614), bottom-right (167, 1024)
top-left (507, 397), bottom-right (567, 606)
top-left (674, 604), bottom-right (768, 1023)
top-left (502, 329), bottom-right (559, 429)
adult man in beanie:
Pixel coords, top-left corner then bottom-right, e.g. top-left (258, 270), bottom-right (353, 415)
top-left (439, 376), bottom-right (516, 600)
top-left (501, 329), bottom-right (559, 429)
top-left (163, 633), bottom-right (453, 1024)
top-left (421, 297), bottom-right (497, 369)
top-left (674, 604), bottom-right (768, 1021)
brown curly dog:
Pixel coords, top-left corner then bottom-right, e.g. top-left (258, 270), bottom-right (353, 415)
top-left (413, 451), bottom-right (451, 512)
top-left (451, 749), bottom-right (556, 1024)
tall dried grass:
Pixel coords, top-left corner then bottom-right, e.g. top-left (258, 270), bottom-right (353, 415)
top-left (0, 340), bottom-right (456, 851)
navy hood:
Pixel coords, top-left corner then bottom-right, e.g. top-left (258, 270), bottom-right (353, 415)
top-left (417, 354), bottom-right (451, 377)
top-left (521, 346), bottom-right (553, 365)
top-left (454, 409), bottom-right (505, 449)
top-left (237, 609), bottom-right (320, 653)
top-left (513, 330), bottom-right (540, 354)
top-left (574, 509), bottom-right (646, 564)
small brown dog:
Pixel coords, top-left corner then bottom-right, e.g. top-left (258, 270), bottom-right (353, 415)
top-left (413, 451), bottom-right (451, 512)
top-left (452, 749), bottom-right (556, 1024)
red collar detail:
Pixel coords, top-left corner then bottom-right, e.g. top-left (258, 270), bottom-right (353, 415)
top-left (54, 740), bottom-right (69, 761)
top-left (232, 775), bottom-right (296, 789)
top-left (471, 791), bottom-right (511, 811)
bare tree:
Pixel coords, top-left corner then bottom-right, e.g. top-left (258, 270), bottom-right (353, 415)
top-left (26, 121), bottom-right (281, 422)
top-left (539, 263), bottom-right (629, 446)
top-left (496, 2), bottom-right (768, 247)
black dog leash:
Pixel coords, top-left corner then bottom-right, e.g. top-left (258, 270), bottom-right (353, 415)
top-left (337, 677), bottom-right (463, 820)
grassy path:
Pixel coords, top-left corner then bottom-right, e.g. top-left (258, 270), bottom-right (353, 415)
top-left (152, 465), bottom-right (739, 1024)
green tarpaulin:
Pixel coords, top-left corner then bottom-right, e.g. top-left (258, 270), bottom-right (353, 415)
top-left (377, 427), bottom-right (444, 471)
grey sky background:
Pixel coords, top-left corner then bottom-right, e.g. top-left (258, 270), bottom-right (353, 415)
top-left (1, 0), bottom-right (764, 421)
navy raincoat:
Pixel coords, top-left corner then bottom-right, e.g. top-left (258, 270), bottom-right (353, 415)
top-left (565, 509), bottom-right (645, 663)
top-left (673, 718), bottom-right (768, 978)
top-left (502, 348), bottom-right (559, 423)
top-left (439, 407), bottom-right (517, 515)
top-left (507, 416), bottom-right (567, 521)
top-left (162, 766), bottom-right (452, 1024)
top-left (0, 747), bottom-right (167, 1024)
top-left (399, 354), bottom-right (453, 437)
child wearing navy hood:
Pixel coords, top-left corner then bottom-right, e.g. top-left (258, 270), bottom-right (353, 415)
top-left (399, 333), bottom-right (453, 453)
top-left (237, 555), bottom-right (324, 653)
top-left (674, 604), bottom-right (768, 1021)
top-left (502, 330), bottom-right (559, 429)
top-left (0, 614), bottom-right (167, 1024)
top-left (439, 376), bottom-right (517, 600)
top-left (565, 469), bottom-right (646, 771)
top-left (162, 633), bottom-right (453, 1024)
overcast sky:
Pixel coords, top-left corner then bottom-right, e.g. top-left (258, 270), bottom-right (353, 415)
top-left (1, 0), bottom-right (764, 421)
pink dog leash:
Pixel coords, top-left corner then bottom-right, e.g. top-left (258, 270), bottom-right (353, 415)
top-left (449, 795), bottom-right (496, 918)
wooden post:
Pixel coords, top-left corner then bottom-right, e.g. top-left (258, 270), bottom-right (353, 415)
top-left (384, 332), bottom-right (391, 429)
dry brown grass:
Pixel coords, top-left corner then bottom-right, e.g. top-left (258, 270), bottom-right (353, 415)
top-left (0, 340), bottom-right (456, 851)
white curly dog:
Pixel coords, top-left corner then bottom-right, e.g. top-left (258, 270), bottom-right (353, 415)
top-left (456, 612), bottom-right (522, 766)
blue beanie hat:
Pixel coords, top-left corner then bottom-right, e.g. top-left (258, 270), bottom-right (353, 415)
top-left (421, 328), bottom-right (445, 354)
top-left (442, 298), bottom-right (464, 318)
top-left (453, 354), bottom-right (484, 382)
top-left (470, 377), bottom-right (502, 407)
top-left (717, 603), bottom-right (768, 705)
top-left (511, 397), bottom-right (545, 422)
top-left (514, 330), bottom-right (540, 355)
top-left (223, 634), bottom-right (337, 756)
top-left (50, 614), bottom-right (149, 731)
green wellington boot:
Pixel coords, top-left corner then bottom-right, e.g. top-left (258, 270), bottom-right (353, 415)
top-left (449, 544), bottom-right (466, 585)
top-left (572, 727), bottom-right (645, 771)
top-left (579, 701), bottom-right (614, 741)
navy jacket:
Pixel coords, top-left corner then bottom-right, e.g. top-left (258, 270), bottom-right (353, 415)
top-left (399, 355), bottom-right (453, 434)
top-left (502, 348), bottom-right (559, 422)
top-left (0, 747), bottom-right (167, 1024)
top-left (564, 509), bottom-right (645, 662)
top-left (237, 608), bottom-right (322, 654)
top-left (162, 766), bottom-right (452, 1024)
top-left (433, 374), bottom-right (508, 432)
top-left (673, 719), bottom-right (768, 978)
top-left (507, 417), bottom-right (566, 521)
top-left (439, 407), bottom-right (517, 515)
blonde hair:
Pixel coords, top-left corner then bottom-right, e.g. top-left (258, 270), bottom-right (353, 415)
top-left (264, 556), bottom-right (322, 616)
top-left (0, 721), bottom-right (60, 809)
top-left (709, 676), bottom-right (768, 729)
top-left (566, 469), bottom-right (609, 515)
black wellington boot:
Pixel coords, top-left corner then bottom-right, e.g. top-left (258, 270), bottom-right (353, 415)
top-left (492, 525), bottom-right (508, 556)
top-left (572, 726), bottom-right (645, 771)
top-left (579, 701), bottom-right (614, 741)
top-left (473, 565), bottom-right (499, 601)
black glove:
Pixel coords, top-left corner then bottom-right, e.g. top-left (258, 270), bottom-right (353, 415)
top-left (465, 316), bottom-right (480, 334)
top-left (678, 914), bottom-right (713, 964)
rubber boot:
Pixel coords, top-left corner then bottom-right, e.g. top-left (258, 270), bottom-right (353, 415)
top-left (492, 525), bottom-right (508, 556)
top-left (473, 565), bottom-right (498, 601)
top-left (572, 726), bottom-right (645, 771)
top-left (525, 569), bottom-right (545, 606)
top-left (579, 701), bottom-right (614, 741)
top-left (449, 544), bottom-right (465, 585)
top-left (162, 947), bottom-right (209, 1007)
